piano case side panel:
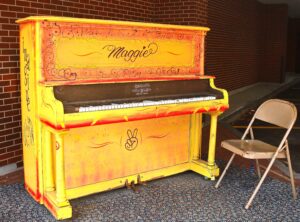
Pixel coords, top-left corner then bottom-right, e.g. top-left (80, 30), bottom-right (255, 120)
top-left (63, 116), bottom-right (190, 189)
top-left (20, 22), bottom-right (42, 201)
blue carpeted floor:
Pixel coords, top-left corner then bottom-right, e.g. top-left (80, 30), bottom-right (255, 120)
top-left (1, 167), bottom-right (300, 221)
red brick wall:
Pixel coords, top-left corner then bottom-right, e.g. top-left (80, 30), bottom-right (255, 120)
top-left (259, 4), bottom-right (288, 83)
top-left (206, 0), bottom-right (264, 90)
top-left (206, 1), bottom-right (288, 90)
top-left (286, 18), bottom-right (300, 73)
top-left (0, 0), bottom-right (154, 168)
top-left (153, 0), bottom-right (207, 26)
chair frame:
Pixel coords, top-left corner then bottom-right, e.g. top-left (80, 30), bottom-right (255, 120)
top-left (215, 99), bottom-right (297, 209)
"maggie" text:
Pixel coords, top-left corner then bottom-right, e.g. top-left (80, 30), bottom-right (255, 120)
top-left (102, 42), bottom-right (158, 62)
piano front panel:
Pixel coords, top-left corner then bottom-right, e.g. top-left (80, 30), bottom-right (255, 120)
top-left (63, 115), bottom-right (190, 189)
top-left (40, 20), bottom-right (207, 85)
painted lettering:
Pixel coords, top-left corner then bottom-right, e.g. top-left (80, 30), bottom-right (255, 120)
top-left (103, 42), bottom-right (158, 62)
top-left (23, 38), bottom-right (30, 112)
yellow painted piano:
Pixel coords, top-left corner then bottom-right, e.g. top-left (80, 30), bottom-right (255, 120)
top-left (17, 16), bottom-right (228, 219)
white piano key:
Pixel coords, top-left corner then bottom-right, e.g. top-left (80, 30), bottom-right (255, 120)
top-left (77, 95), bottom-right (218, 112)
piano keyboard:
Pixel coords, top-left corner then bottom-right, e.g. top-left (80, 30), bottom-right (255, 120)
top-left (78, 96), bottom-right (216, 112)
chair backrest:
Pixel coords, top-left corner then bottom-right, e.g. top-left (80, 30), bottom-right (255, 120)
top-left (254, 99), bottom-right (297, 129)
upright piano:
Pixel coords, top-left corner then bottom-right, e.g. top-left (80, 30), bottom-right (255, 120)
top-left (17, 16), bottom-right (228, 219)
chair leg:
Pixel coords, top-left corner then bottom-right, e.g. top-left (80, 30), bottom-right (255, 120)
top-left (255, 159), bottom-right (261, 178)
top-left (245, 153), bottom-right (278, 209)
top-left (215, 153), bottom-right (235, 188)
top-left (286, 145), bottom-right (297, 199)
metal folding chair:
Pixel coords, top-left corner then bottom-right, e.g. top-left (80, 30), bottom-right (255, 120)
top-left (215, 99), bottom-right (297, 209)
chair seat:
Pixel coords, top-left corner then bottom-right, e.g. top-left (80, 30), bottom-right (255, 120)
top-left (221, 139), bottom-right (287, 159)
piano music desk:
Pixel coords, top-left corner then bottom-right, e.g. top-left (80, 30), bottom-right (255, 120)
top-left (17, 16), bottom-right (228, 219)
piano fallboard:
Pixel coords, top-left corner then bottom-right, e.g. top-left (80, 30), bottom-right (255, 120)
top-left (54, 79), bottom-right (223, 113)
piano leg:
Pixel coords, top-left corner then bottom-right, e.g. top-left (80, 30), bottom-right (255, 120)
top-left (207, 112), bottom-right (220, 180)
top-left (208, 113), bottom-right (218, 166)
top-left (189, 113), bottom-right (202, 161)
top-left (190, 111), bottom-right (221, 179)
top-left (55, 133), bottom-right (68, 203)
top-left (44, 127), bottom-right (54, 192)
top-left (43, 130), bottom-right (72, 220)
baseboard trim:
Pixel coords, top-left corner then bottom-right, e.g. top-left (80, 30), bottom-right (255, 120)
top-left (0, 163), bottom-right (17, 176)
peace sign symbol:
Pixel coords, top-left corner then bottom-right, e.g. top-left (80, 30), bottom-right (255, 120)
top-left (125, 128), bottom-right (138, 151)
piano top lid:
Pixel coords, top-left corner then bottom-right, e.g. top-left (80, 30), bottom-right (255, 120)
top-left (16, 16), bottom-right (210, 32)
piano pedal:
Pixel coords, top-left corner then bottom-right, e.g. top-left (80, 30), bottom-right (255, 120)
top-left (130, 181), bottom-right (138, 192)
top-left (137, 175), bottom-right (146, 186)
top-left (125, 179), bottom-right (131, 189)
top-left (125, 179), bottom-right (139, 192)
